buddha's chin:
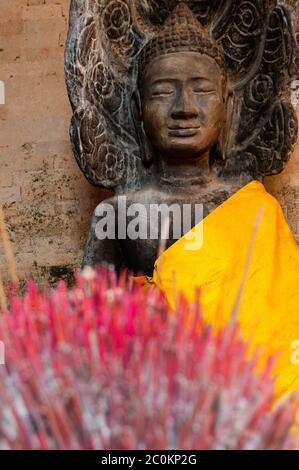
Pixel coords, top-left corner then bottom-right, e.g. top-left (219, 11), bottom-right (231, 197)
top-left (160, 138), bottom-right (210, 160)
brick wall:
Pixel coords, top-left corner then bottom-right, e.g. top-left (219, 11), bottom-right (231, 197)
top-left (0, 0), bottom-right (109, 283)
top-left (0, 1), bottom-right (298, 283)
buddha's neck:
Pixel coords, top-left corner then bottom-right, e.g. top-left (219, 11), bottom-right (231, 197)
top-left (155, 154), bottom-right (217, 191)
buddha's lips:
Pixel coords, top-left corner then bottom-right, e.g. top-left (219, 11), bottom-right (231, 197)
top-left (168, 127), bottom-right (200, 137)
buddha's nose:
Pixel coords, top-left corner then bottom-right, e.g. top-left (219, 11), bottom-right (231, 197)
top-left (171, 88), bottom-right (198, 119)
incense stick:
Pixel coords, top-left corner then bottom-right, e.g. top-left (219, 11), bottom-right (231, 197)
top-left (0, 205), bottom-right (19, 288)
top-left (0, 264), bottom-right (7, 310)
top-left (230, 207), bottom-right (264, 321)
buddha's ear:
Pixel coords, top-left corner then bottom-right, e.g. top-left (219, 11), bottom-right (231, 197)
top-left (210, 141), bottom-right (224, 163)
top-left (220, 83), bottom-right (234, 161)
top-left (210, 85), bottom-right (232, 165)
top-left (131, 90), bottom-right (154, 166)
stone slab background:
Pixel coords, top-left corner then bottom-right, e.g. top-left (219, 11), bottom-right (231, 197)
top-left (0, 0), bottom-right (298, 283)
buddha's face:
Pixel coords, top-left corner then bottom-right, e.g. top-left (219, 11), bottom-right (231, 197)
top-left (140, 52), bottom-right (225, 161)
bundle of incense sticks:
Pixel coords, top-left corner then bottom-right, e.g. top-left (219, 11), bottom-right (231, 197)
top-left (0, 267), bottom-right (296, 450)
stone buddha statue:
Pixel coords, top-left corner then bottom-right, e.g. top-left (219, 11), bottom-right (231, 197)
top-left (65, 1), bottom-right (297, 275)
top-left (81, 4), bottom-right (254, 274)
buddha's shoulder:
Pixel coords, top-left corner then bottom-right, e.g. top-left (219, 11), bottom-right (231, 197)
top-left (101, 187), bottom-right (168, 206)
top-left (93, 187), bottom-right (166, 214)
top-left (237, 180), bottom-right (284, 217)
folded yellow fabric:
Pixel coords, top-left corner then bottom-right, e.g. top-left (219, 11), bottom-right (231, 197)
top-left (138, 180), bottom-right (299, 400)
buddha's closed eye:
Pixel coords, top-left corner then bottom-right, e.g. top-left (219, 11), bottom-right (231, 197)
top-left (150, 87), bottom-right (217, 98)
top-left (151, 90), bottom-right (174, 97)
top-left (193, 88), bottom-right (217, 95)
top-left (150, 84), bottom-right (175, 98)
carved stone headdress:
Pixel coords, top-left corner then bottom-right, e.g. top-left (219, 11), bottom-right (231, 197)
top-left (138, 3), bottom-right (225, 80)
top-left (65, 0), bottom-right (298, 193)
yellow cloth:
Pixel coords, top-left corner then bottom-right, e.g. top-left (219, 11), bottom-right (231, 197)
top-left (139, 180), bottom-right (299, 399)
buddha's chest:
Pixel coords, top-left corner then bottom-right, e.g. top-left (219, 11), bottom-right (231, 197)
top-left (118, 191), bottom-right (230, 275)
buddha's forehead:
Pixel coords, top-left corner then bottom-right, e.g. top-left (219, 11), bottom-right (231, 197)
top-left (143, 52), bottom-right (222, 85)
